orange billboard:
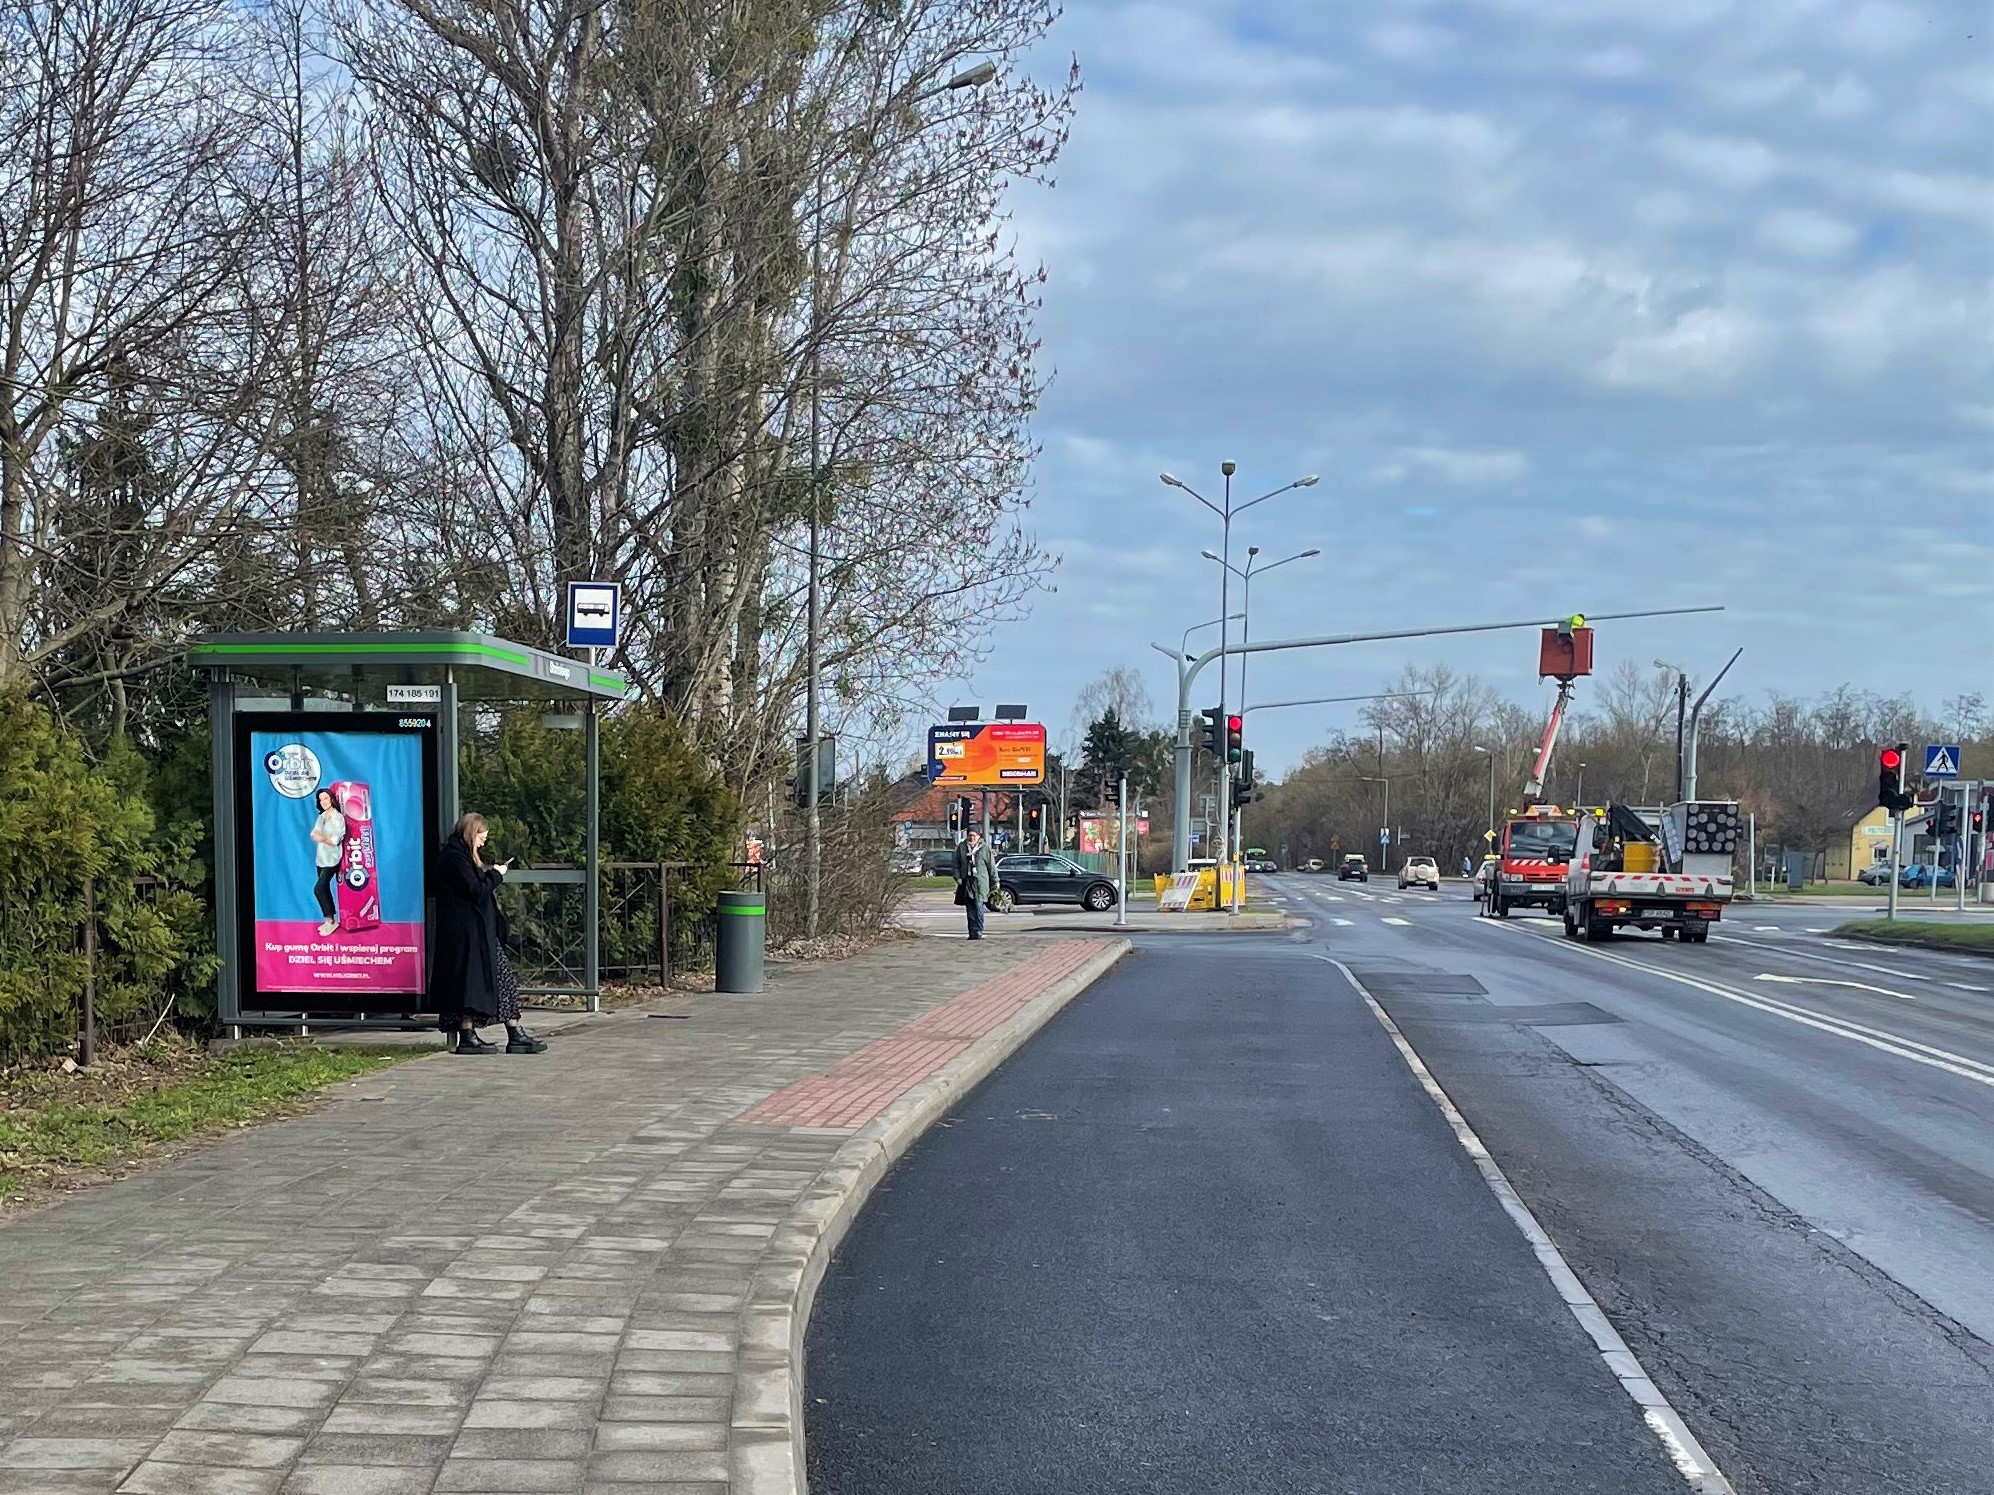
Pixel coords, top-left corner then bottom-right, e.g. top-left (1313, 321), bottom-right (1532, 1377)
top-left (926, 722), bottom-right (1046, 786)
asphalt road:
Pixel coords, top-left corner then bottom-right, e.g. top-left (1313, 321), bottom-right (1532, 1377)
top-left (808, 880), bottom-right (1994, 1494)
top-left (806, 932), bottom-right (1693, 1495)
top-left (1263, 873), bottom-right (1994, 1493)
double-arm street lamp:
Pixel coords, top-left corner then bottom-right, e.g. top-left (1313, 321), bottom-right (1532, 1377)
top-left (1160, 465), bottom-right (1317, 877)
top-left (1200, 546), bottom-right (1321, 716)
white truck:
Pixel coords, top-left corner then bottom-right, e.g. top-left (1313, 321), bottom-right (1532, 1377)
top-left (1561, 802), bottom-right (1741, 944)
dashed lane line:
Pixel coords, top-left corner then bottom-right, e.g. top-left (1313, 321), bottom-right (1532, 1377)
top-left (1951, 982), bottom-right (1991, 994)
top-left (1382, 916), bottom-right (1413, 927)
top-left (1477, 920), bottom-right (1994, 1089)
top-left (1333, 917), bottom-right (1354, 927)
top-left (1318, 956), bottom-right (1736, 1495)
top-left (1710, 935), bottom-right (1932, 980)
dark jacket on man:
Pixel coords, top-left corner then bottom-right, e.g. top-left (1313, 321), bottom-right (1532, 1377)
top-left (431, 835), bottom-right (503, 1030)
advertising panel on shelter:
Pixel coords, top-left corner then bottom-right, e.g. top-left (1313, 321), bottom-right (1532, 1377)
top-left (239, 716), bottom-right (436, 1002)
top-left (926, 722), bottom-right (1046, 786)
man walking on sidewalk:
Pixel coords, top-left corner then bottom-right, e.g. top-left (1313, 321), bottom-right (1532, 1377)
top-left (955, 827), bottom-right (999, 940)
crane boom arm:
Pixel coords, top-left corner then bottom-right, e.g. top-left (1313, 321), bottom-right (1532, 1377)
top-left (1523, 678), bottom-right (1576, 804)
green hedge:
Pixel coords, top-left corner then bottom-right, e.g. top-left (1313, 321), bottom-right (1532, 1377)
top-left (0, 693), bottom-right (213, 1063)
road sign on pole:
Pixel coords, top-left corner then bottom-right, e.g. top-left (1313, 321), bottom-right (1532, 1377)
top-left (565, 582), bottom-right (622, 650)
top-left (1925, 744), bottom-right (1961, 779)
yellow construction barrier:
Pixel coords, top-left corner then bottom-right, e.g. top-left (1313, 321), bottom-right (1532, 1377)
top-left (1153, 865), bottom-right (1248, 911)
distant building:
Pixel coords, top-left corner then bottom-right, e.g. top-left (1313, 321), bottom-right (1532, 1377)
top-left (1827, 806), bottom-right (1895, 881)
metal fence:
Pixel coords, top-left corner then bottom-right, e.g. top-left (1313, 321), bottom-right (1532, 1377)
top-left (499, 861), bottom-right (764, 996)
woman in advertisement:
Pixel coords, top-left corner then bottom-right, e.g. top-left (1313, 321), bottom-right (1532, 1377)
top-left (431, 813), bottom-right (547, 1055)
top-left (310, 789), bottom-right (346, 936)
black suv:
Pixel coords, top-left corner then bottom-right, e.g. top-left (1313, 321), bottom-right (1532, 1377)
top-left (1338, 854), bottom-right (1369, 882)
top-left (993, 854), bottom-right (1120, 913)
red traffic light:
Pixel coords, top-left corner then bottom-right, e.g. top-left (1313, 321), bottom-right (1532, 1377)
top-left (1879, 747), bottom-right (1902, 771)
top-left (1227, 715), bottom-right (1243, 732)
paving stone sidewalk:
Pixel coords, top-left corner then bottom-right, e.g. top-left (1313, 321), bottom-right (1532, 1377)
top-left (0, 936), bottom-right (1116, 1495)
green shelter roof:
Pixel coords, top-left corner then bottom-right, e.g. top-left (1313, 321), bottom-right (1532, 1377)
top-left (191, 631), bottom-right (628, 702)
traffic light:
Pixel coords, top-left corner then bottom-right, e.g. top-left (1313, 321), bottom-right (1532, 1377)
top-left (1877, 744), bottom-right (1913, 813)
top-left (1226, 714), bottom-right (1243, 764)
top-left (1934, 800), bottom-right (1959, 838)
top-left (1202, 707), bottom-right (1225, 757)
top-left (1972, 805), bottom-right (1986, 836)
top-left (1232, 749), bottom-right (1256, 809)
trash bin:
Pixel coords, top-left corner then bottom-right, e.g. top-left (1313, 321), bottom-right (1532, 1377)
top-left (715, 889), bottom-right (765, 993)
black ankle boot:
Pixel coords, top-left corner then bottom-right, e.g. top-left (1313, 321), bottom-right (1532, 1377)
top-left (506, 1027), bottom-right (547, 1054)
top-left (454, 1030), bottom-right (498, 1055)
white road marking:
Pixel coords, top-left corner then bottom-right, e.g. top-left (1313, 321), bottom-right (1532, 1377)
top-left (1753, 925), bottom-right (1783, 932)
top-left (1332, 917), bottom-right (1354, 927)
top-left (1950, 982), bottom-right (1991, 993)
top-left (1806, 927), bottom-right (1832, 934)
top-left (1754, 973), bottom-right (1916, 1001)
top-left (1318, 955), bottom-right (1737, 1495)
top-left (1481, 922), bottom-right (1994, 1088)
top-left (1712, 935), bottom-right (1932, 979)
top-left (1382, 916), bottom-right (1413, 927)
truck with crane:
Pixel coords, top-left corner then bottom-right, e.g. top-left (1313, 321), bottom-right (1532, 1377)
top-left (1478, 618), bottom-right (1742, 942)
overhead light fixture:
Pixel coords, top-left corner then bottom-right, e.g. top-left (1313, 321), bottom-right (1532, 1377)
top-left (947, 705), bottom-right (981, 722)
top-left (994, 704), bottom-right (1028, 721)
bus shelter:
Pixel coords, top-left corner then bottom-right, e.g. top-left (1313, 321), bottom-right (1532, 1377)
top-left (191, 631), bottom-right (628, 1035)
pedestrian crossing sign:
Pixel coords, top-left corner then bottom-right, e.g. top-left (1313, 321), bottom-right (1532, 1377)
top-left (1924, 744), bottom-right (1961, 779)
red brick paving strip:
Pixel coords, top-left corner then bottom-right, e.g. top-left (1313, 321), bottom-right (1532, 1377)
top-left (734, 940), bottom-right (1107, 1131)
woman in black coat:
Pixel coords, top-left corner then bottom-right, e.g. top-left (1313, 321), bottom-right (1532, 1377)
top-left (432, 813), bottom-right (545, 1055)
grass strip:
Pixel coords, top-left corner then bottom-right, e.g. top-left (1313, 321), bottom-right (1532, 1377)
top-left (0, 1042), bottom-right (418, 1202)
top-left (1831, 919), bottom-right (1994, 955)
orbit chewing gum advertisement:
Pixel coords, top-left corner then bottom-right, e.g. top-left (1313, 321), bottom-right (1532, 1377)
top-left (249, 731), bottom-right (423, 993)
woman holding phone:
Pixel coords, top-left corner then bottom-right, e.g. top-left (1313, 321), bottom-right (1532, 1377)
top-left (432, 813), bottom-right (546, 1055)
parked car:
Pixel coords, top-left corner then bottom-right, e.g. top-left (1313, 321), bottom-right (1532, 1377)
top-left (1338, 854), bottom-right (1369, 882)
top-left (1304, 858), bottom-right (1324, 873)
top-left (1397, 855), bottom-right (1440, 890)
top-left (1473, 856), bottom-right (1497, 896)
top-left (919, 847), bottom-right (957, 876)
top-left (1899, 863), bottom-right (1956, 889)
top-left (1856, 864), bottom-right (1893, 886)
top-left (993, 853), bottom-right (1120, 912)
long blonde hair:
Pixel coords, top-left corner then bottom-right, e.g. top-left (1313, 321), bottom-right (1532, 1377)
top-left (451, 812), bottom-right (490, 866)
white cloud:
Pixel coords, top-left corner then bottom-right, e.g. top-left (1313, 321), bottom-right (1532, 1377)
top-left (982, 0), bottom-right (1994, 773)
top-left (1654, 130), bottom-right (1781, 190)
top-left (1755, 208), bottom-right (1858, 258)
top-left (1379, 447), bottom-right (1530, 485)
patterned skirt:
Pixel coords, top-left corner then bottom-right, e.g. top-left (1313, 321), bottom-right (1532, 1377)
top-left (495, 944), bottom-right (521, 1023)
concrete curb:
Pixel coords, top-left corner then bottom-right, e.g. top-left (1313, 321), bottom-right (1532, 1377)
top-left (727, 937), bottom-right (1132, 1494)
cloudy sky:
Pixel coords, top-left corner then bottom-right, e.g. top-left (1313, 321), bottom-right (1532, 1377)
top-left (934, 0), bottom-right (1992, 772)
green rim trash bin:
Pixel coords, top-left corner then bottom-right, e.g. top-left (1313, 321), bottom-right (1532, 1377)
top-left (715, 890), bottom-right (765, 993)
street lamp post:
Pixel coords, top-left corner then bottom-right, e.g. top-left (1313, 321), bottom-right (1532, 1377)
top-left (805, 61), bottom-right (995, 936)
top-left (1161, 466), bottom-right (1317, 890)
top-left (1575, 761), bottom-right (1586, 809)
top-left (1203, 545), bottom-right (1320, 895)
top-left (1473, 746), bottom-right (1497, 850)
top-left (1359, 774), bottom-right (1392, 865)
top-left (1655, 658), bottom-right (1689, 805)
